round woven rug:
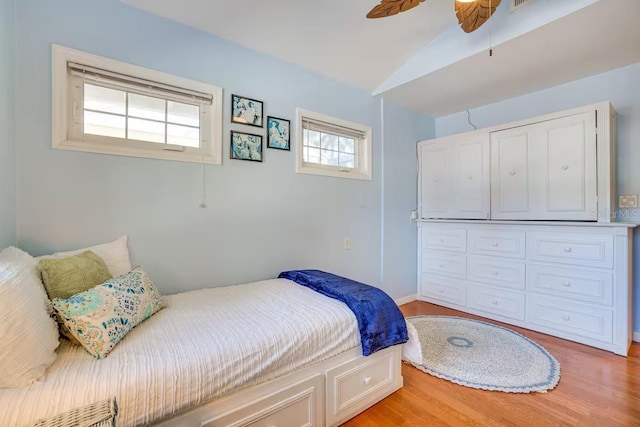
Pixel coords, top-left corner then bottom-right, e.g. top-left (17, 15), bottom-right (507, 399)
top-left (403, 315), bottom-right (560, 393)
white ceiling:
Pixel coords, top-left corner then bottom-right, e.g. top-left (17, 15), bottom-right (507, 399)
top-left (121, 0), bottom-right (640, 117)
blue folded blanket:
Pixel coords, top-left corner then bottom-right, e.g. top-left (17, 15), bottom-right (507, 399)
top-left (278, 270), bottom-right (408, 356)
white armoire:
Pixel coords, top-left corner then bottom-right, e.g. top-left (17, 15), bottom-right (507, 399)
top-left (417, 102), bottom-right (636, 356)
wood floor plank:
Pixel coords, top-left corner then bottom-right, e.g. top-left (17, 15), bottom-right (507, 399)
top-left (342, 301), bottom-right (640, 427)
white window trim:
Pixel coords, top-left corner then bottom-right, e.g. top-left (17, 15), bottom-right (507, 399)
top-left (296, 108), bottom-right (372, 181)
top-left (52, 44), bottom-right (223, 164)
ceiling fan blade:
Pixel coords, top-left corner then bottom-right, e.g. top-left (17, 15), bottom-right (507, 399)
top-left (367, 0), bottom-right (427, 19)
top-left (455, 0), bottom-right (501, 33)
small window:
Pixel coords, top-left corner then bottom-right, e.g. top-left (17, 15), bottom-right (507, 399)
top-left (52, 45), bottom-right (223, 164)
top-left (296, 109), bottom-right (372, 180)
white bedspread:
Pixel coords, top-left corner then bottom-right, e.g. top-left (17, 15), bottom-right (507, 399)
top-left (0, 279), bottom-right (360, 426)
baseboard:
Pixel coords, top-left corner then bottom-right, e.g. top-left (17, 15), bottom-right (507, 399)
top-left (395, 294), bottom-right (417, 306)
top-left (634, 331), bottom-right (640, 343)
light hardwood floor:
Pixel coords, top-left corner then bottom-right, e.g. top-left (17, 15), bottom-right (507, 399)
top-left (343, 301), bottom-right (640, 427)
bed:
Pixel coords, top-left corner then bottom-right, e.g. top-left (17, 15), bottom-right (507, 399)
top-left (0, 276), bottom-right (406, 426)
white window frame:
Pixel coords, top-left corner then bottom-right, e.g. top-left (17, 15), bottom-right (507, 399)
top-left (52, 44), bottom-right (223, 164)
top-left (296, 108), bottom-right (372, 181)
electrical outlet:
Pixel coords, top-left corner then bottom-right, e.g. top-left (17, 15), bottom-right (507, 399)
top-left (619, 195), bottom-right (638, 208)
top-left (344, 238), bottom-right (352, 251)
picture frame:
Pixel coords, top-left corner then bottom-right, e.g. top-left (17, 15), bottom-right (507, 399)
top-left (230, 130), bottom-right (263, 162)
top-left (266, 116), bottom-right (291, 151)
top-left (231, 94), bottom-right (263, 127)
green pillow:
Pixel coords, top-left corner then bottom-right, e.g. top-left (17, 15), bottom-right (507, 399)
top-left (39, 250), bottom-right (112, 300)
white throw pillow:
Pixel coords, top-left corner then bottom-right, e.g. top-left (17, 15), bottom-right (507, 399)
top-left (0, 247), bottom-right (60, 388)
top-left (37, 236), bottom-right (132, 277)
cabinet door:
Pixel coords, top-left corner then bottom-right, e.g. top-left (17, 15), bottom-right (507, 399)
top-left (451, 136), bottom-right (490, 219)
top-left (490, 125), bottom-right (537, 219)
top-left (535, 112), bottom-right (597, 220)
top-left (420, 142), bottom-right (450, 218)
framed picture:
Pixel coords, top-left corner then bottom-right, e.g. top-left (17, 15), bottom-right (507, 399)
top-left (230, 130), bottom-right (263, 162)
top-left (231, 94), bottom-right (263, 127)
top-left (267, 116), bottom-right (291, 150)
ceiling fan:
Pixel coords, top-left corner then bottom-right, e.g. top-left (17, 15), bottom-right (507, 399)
top-left (367, 0), bottom-right (502, 33)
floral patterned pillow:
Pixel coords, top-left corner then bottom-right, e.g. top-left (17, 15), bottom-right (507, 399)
top-left (52, 267), bottom-right (165, 359)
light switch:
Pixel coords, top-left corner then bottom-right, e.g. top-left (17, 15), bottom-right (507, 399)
top-left (619, 195), bottom-right (638, 208)
top-left (344, 238), bottom-right (352, 251)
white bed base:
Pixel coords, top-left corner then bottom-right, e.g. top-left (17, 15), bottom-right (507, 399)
top-left (153, 345), bottom-right (403, 427)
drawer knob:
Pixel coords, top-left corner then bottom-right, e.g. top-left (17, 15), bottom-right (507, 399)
top-left (561, 165), bottom-right (569, 171)
top-left (563, 280), bottom-right (571, 287)
top-left (364, 376), bottom-right (372, 385)
top-left (492, 242), bottom-right (499, 247)
top-left (439, 263), bottom-right (445, 268)
top-left (439, 289), bottom-right (445, 294)
top-left (564, 247), bottom-right (572, 253)
top-left (439, 238), bottom-right (445, 243)
top-left (509, 171), bottom-right (517, 176)
top-left (467, 175), bottom-right (473, 180)
top-left (433, 178), bottom-right (439, 183)
top-left (562, 315), bottom-right (571, 321)
top-left (492, 300), bottom-right (499, 305)
top-left (492, 271), bottom-right (500, 276)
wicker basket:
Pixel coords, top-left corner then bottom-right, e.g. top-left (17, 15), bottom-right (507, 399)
top-left (30, 397), bottom-right (118, 427)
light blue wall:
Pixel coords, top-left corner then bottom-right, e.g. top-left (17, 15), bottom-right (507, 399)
top-left (382, 100), bottom-right (435, 298)
top-left (13, 0), bottom-right (434, 297)
top-left (0, 0), bottom-right (16, 250)
top-left (436, 62), bottom-right (640, 332)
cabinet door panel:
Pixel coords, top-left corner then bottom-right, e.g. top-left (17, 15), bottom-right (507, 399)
top-left (420, 143), bottom-right (449, 218)
top-left (537, 112), bottom-right (597, 220)
top-left (490, 125), bottom-right (537, 219)
top-left (451, 137), bottom-right (489, 219)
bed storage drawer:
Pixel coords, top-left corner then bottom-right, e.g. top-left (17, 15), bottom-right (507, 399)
top-left (202, 374), bottom-right (323, 427)
top-left (326, 346), bottom-right (402, 427)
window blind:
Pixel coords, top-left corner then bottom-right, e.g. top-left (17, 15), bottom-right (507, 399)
top-left (68, 62), bottom-right (213, 105)
top-left (301, 117), bottom-right (365, 140)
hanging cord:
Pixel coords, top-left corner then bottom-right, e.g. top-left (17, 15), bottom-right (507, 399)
top-left (199, 155), bottom-right (206, 208)
top-left (489, 0), bottom-right (494, 56)
top-left (466, 109), bottom-right (478, 130)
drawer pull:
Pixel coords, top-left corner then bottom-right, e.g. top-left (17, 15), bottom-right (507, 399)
top-left (439, 289), bottom-right (445, 294)
top-left (492, 271), bottom-right (500, 276)
top-left (492, 300), bottom-right (499, 305)
top-left (363, 376), bottom-right (372, 385)
top-left (439, 263), bottom-right (445, 268)
top-left (467, 175), bottom-right (473, 180)
top-left (561, 165), bottom-right (569, 171)
top-left (563, 280), bottom-right (571, 287)
top-left (509, 171), bottom-right (517, 176)
top-left (439, 238), bottom-right (445, 243)
top-left (564, 247), bottom-right (572, 253)
top-left (562, 315), bottom-right (571, 321)
top-left (492, 242), bottom-right (499, 247)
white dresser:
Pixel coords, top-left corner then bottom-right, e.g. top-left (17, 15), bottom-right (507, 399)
top-left (417, 220), bottom-right (635, 355)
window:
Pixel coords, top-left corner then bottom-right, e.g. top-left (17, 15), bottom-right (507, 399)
top-left (52, 45), bottom-right (223, 164)
top-left (296, 109), bottom-right (372, 180)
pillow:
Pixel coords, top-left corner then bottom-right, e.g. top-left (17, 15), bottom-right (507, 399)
top-left (53, 267), bottom-right (164, 359)
top-left (39, 251), bottom-right (113, 300)
top-left (38, 236), bottom-right (132, 278)
top-left (0, 247), bottom-right (59, 388)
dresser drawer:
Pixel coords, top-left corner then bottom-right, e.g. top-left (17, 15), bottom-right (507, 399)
top-left (203, 374), bottom-right (322, 427)
top-left (422, 228), bottom-right (466, 253)
top-left (468, 230), bottom-right (525, 259)
top-left (526, 295), bottom-right (613, 343)
top-left (527, 232), bottom-right (613, 268)
top-left (422, 251), bottom-right (466, 279)
top-left (467, 284), bottom-right (525, 321)
top-left (326, 348), bottom-right (398, 425)
top-left (421, 274), bottom-right (466, 306)
top-left (467, 256), bottom-right (525, 290)
top-left (527, 263), bottom-right (613, 305)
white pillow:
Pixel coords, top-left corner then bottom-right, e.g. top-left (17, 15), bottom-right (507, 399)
top-left (37, 236), bottom-right (132, 277)
top-left (0, 247), bottom-right (60, 388)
